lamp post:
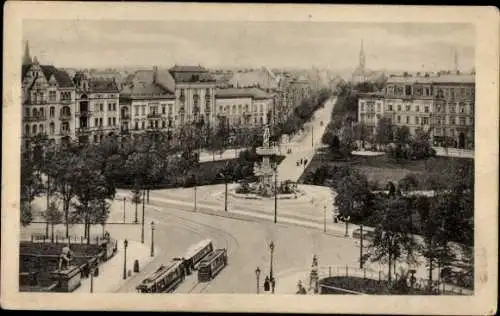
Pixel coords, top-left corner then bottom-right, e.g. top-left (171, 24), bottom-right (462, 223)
top-left (122, 197), bottom-right (126, 223)
top-left (123, 239), bottom-right (128, 280)
top-left (150, 221), bottom-right (155, 257)
top-left (274, 166), bottom-right (278, 224)
top-left (90, 265), bottom-right (95, 293)
top-left (311, 124), bottom-right (314, 148)
top-left (343, 215), bottom-right (350, 237)
top-left (323, 205), bottom-right (327, 233)
top-left (359, 224), bottom-right (364, 269)
top-left (255, 266), bottom-right (261, 294)
top-left (134, 191), bottom-right (139, 224)
top-left (269, 241), bottom-right (275, 293)
top-left (141, 189), bottom-right (145, 244)
top-left (219, 171), bottom-right (228, 212)
top-left (194, 180), bottom-right (198, 211)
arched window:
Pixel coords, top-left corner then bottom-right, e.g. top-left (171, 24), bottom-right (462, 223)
top-left (39, 108), bottom-right (44, 118)
top-left (39, 124), bottom-right (44, 134)
top-left (49, 122), bottom-right (55, 135)
top-left (50, 106), bottom-right (55, 118)
top-left (25, 108), bottom-right (30, 118)
top-left (25, 125), bottom-right (30, 136)
top-left (32, 125), bottom-right (37, 135)
top-left (33, 108), bottom-right (38, 117)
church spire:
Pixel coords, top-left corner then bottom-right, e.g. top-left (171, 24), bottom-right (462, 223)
top-left (359, 40), bottom-right (366, 69)
top-left (454, 49), bottom-right (459, 73)
top-left (22, 41), bottom-right (32, 66)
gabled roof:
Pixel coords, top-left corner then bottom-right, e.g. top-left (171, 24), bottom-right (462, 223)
top-left (123, 68), bottom-right (176, 93)
top-left (169, 65), bottom-right (208, 73)
top-left (120, 82), bottom-right (175, 100)
top-left (215, 87), bottom-right (272, 100)
top-left (22, 64), bottom-right (74, 88)
top-left (88, 78), bottom-right (119, 93)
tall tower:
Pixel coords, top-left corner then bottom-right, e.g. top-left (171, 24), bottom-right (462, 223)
top-left (22, 41), bottom-right (32, 66)
top-left (359, 40), bottom-right (366, 70)
top-left (453, 49), bottom-right (459, 73)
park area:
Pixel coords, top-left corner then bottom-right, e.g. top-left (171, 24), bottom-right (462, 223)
top-left (299, 148), bottom-right (474, 190)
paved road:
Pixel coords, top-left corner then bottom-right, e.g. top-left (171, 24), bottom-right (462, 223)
top-left (112, 203), bottom-right (369, 294)
top-left (277, 97), bottom-right (336, 183)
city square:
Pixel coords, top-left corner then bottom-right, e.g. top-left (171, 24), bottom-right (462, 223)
top-left (18, 18), bottom-right (476, 297)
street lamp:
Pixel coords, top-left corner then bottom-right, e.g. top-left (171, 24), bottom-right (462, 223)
top-left (141, 189), bottom-right (145, 244)
top-left (255, 267), bottom-right (261, 294)
top-left (359, 224), bottom-right (364, 269)
top-left (269, 241), bottom-right (275, 294)
top-left (323, 205), bottom-right (327, 233)
top-left (122, 197), bottom-right (126, 223)
top-left (150, 221), bottom-right (155, 257)
top-left (194, 176), bottom-right (198, 211)
top-left (273, 165), bottom-right (278, 224)
top-left (123, 239), bottom-right (128, 280)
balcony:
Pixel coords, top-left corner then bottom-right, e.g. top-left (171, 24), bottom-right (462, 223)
top-left (59, 129), bottom-right (71, 136)
top-left (60, 99), bottom-right (72, 104)
top-left (147, 112), bottom-right (161, 119)
top-left (76, 127), bottom-right (91, 135)
top-left (24, 115), bottom-right (46, 122)
top-left (60, 113), bottom-right (72, 120)
top-left (76, 111), bottom-right (92, 117)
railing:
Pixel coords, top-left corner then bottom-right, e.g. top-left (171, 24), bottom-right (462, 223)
top-left (24, 115), bottom-right (47, 122)
top-left (76, 127), bottom-right (91, 134)
top-left (76, 111), bottom-right (92, 117)
top-left (59, 129), bottom-right (71, 136)
top-left (59, 113), bottom-right (72, 120)
top-left (147, 113), bottom-right (161, 118)
top-left (61, 99), bottom-right (72, 104)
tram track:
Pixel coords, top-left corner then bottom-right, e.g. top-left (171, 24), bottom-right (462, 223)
top-left (145, 204), bottom-right (240, 294)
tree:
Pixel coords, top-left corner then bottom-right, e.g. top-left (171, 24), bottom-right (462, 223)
top-left (71, 161), bottom-right (114, 243)
top-left (398, 174), bottom-right (419, 195)
top-left (50, 145), bottom-right (80, 238)
top-left (418, 194), bottom-right (456, 292)
top-left (333, 171), bottom-right (371, 234)
top-left (353, 122), bottom-right (372, 149)
top-left (20, 154), bottom-right (43, 227)
top-left (368, 197), bottom-right (415, 283)
top-left (375, 117), bottom-right (393, 145)
top-left (394, 126), bottom-right (410, 145)
top-left (43, 200), bottom-right (63, 242)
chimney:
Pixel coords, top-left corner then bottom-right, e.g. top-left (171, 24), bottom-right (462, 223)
top-left (153, 66), bottom-right (158, 84)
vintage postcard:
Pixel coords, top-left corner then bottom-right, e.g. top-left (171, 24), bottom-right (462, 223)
top-left (2, 2), bottom-right (498, 314)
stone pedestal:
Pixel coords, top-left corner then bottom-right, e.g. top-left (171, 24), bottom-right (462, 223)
top-left (50, 265), bottom-right (81, 292)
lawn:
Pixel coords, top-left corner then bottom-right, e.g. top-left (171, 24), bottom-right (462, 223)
top-left (299, 148), bottom-right (474, 190)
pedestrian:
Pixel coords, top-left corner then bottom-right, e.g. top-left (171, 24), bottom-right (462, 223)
top-left (304, 159), bottom-right (308, 165)
top-left (264, 276), bottom-right (270, 291)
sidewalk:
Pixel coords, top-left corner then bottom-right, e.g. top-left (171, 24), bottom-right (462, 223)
top-left (74, 240), bottom-right (160, 293)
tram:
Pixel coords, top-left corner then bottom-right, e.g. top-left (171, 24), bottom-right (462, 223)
top-left (197, 248), bottom-right (228, 282)
top-left (176, 239), bottom-right (214, 275)
top-left (136, 261), bottom-right (185, 293)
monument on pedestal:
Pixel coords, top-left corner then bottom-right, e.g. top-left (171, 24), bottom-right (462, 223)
top-left (50, 245), bottom-right (81, 292)
top-left (253, 125), bottom-right (280, 196)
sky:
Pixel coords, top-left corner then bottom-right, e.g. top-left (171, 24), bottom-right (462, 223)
top-left (23, 20), bottom-right (475, 73)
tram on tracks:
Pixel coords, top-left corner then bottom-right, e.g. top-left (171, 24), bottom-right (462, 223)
top-left (175, 239), bottom-right (214, 275)
top-left (197, 248), bottom-right (228, 282)
top-left (135, 261), bottom-right (185, 293)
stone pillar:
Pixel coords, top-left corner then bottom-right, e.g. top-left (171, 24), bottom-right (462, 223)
top-left (50, 265), bottom-right (81, 292)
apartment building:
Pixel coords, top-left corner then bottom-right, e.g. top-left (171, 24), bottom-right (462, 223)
top-left (73, 73), bottom-right (121, 144)
top-left (357, 73), bottom-right (475, 149)
top-left (214, 87), bottom-right (273, 128)
top-left (22, 51), bottom-right (77, 148)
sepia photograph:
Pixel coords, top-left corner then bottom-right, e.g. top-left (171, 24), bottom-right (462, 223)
top-left (2, 2), bottom-right (498, 314)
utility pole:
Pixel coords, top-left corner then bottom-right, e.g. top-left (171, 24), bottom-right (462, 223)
top-left (360, 224), bottom-right (364, 269)
top-left (274, 170), bottom-right (278, 224)
top-left (141, 189), bottom-right (145, 244)
top-left (224, 179), bottom-right (228, 212)
top-left (323, 205), bottom-right (327, 233)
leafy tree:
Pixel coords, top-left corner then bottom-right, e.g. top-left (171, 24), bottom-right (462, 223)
top-left (418, 194), bottom-right (456, 291)
top-left (368, 197), bottom-right (416, 282)
top-left (20, 154), bottom-right (43, 227)
top-left (394, 126), bottom-right (410, 145)
top-left (43, 200), bottom-right (63, 242)
top-left (398, 174), bottom-right (419, 194)
top-left (20, 202), bottom-right (33, 227)
top-left (353, 122), bottom-right (372, 149)
top-left (375, 117), bottom-right (393, 145)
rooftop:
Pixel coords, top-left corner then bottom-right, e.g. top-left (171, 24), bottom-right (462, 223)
top-left (88, 78), bottom-right (120, 93)
top-left (386, 74), bottom-right (475, 84)
top-left (120, 82), bottom-right (175, 100)
top-left (215, 87), bottom-right (272, 100)
top-left (169, 65), bottom-right (209, 73)
top-left (22, 64), bottom-right (74, 88)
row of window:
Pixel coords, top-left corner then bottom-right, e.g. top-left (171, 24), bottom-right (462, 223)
top-left (395, 115), bottom-right (431, 125)
top-left (178, 88), bottom-right (212, 96)
top-left (93, 117), bottom-right (118, 128)
top-left (217, 103), bottom-right (265, 114)
top-left (24, 122), bottom-right (70, 136)
top-left (387, 104), bottom-right (430, 113)
top-left (386, 85), bottom-right (474, 99)
top-left (93, 102), bottom-right (118, 112)
top-left (25, 106), bottom-right (71, 118)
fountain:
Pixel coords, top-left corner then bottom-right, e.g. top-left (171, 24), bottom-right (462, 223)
top-left (233, 125), bottom-right (301, 199)
top-left (253, 125), bottom-right (280, 196)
